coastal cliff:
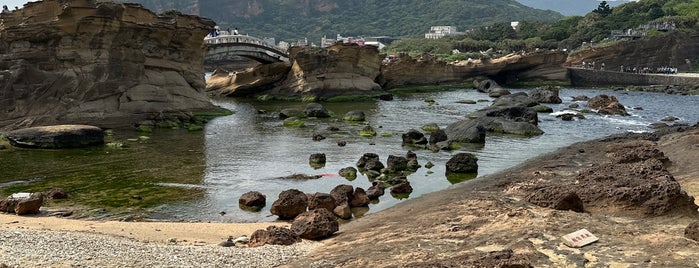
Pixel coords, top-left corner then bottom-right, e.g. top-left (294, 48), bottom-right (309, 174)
top-left (207, 45), bottom-right (567, 98)
top-left (566, 32), bottom-right (699, 73)
top-left (208, 42), bottom-right (383, 98)
top-left (379, 50), bottom-right (568, 88)
top-left (0, 0), bottom-right (219, 131)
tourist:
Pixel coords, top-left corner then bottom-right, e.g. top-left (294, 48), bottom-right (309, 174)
top-left (2, 5), bottom-right (9, 13)
top-left (234, 28), bottom-right (239, 35)
top-left (600, 62), bottom-right (605, 71)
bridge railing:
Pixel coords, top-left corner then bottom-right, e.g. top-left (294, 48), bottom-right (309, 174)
top-left (204, 34), bottom-right (286, 54)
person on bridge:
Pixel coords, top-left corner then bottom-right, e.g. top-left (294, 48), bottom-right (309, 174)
top-left (234, 28), bottom-right (239, 35)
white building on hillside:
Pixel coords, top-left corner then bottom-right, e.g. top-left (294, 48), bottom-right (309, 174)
top-left (425, 26), bottom-right (463, 39)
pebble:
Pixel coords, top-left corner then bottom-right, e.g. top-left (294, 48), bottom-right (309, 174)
top-left (0, 229), bottom-right (319, 267)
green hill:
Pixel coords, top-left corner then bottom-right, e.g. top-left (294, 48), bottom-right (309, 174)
top-left (122, 0), bottom-right (562, 42)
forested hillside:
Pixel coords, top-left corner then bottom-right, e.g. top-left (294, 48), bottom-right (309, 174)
top-left (515, 0), bottom-right (632, 15)
top-left (122, 0), bottom-right (562, 41)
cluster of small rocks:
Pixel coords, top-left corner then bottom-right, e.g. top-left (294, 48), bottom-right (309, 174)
top-left (0, 228), bottom-right (319, 267)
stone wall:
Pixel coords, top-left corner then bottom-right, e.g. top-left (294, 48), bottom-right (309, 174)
top-left (568, 68), bottom-right (699, 93)
top-left (0, 0), bottom-right (219, 131)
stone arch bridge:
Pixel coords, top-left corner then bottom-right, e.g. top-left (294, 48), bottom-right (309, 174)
top-left (204, 34), bottom-right (289, 66)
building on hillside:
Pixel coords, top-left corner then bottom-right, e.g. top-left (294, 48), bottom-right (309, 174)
top-left (510, 21), bottom-right (520, 31)
top-left (425, 26), bottom-right (463, 39)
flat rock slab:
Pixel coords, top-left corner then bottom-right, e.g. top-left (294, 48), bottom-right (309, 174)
top-left (6, 125), bottom-right (104, 149)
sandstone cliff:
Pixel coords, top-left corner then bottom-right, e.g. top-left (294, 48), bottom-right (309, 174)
top-left (379, 50), bottom-right (568, 89)
top-left (0, 0), bottom-right (219, 131)
top-left (566, 32), bottom-right (699, 73)
top-left (208, 42), bottom-right (383, 98)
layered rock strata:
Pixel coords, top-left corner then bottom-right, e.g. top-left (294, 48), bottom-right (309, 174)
top-left (208, 42), bottom-right (383, 98)
top-left (0, 0), bottom-right (218, 131)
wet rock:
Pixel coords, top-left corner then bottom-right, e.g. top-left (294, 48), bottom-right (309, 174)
top-left (309, 153), bottom-right (326, 165)
top-left (572, 95), bottom-right (590, 101)
top-left (333, 202), bottom-right (352, 219)
top-left (337, 141), bottom-right (347, 147)
top-left (488, 88), bottom-right (511, 98)
top-left (530, 86), bottom-right (562, 104)
top-left (6, 125), bottom-right (104, 149)
top-left (533, 105), bottom-right (553, 113)
top-left (557, 113), bottom-right (585, 121)
top-left (385, 175), bottom-right (409, 185)
top-left (402, 129), bottom-right (427, 145)
top-left (588, 95), bottom-right (629, 116)
top-left (239, 191), bottom-right (266, 209)
top-left (339, 167), bottom-right (358, 180)
top-left (270, 189), bottom-right (308, 220)
top-left (429, 129), bottom-right (448, 145)
top-left (343, 110), bottom-right (366, 121)
top-left (308, 193), bottom-right (336, 212)
top-left (385, 155), bottom-right (409, 173)
top-left (46, 188), bottom-right (67, 199)
top-left (390, 182), bottom-right (413, 195)
top-left (661, 116), bottom-right (679, 122)
top-left (366, 181), bottom-right (386, 199)
top-left (444, 120), bottom-right (486, 143)
top-left (280, 174), bottom-right (322, 180)
top-left (279, 108), bottom-right (304, 119)
top-left (421, 123), bottom-right (440, 132)
top-left (291, 209), bottom-right (339, 240)
top-left (303, 103), bottom-right (331, 118)
top-left (312, 134), bottom-right (326, 141)
top-left (456, 100), bottom-right (477, 104)
top-left (569, 103), bottom-right (580, 109)
top-left (359, 125), bottom-right (377, 137)
top-left (350, 187), bottom-right (370, 207)
top-left (249, 226), bottom-right (301, 247)
top-left (356, 153), bottom-right (384, 172)
top-left (491, 92), bottom-right (538, 108)
top-left (446, 153), bottom-right (479, 173)
top-left (330, 184), bottom-right (355, 206)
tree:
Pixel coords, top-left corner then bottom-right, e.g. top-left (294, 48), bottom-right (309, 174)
top-left (593, 1), bottom-right (612, 17)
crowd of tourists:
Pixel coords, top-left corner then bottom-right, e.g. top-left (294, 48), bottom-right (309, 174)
top-left (620, 65), bottom-right (678, 74)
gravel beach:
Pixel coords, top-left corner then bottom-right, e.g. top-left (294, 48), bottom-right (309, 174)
top-left (0, 214), bottom-right (320, 267)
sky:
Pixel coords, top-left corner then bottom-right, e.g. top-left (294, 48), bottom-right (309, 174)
top-left (4, 0), bottom-right (31, 9)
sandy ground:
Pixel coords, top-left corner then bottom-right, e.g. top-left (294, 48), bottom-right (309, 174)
top-left (0, 213), bottom-right (286, 245)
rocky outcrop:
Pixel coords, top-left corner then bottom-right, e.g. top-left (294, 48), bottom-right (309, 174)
top-left (0, 192), bottom-right (43, 215)
top-left (6, 125), bottom-right (104, 149)
top-left (0, 1), bottom-right (219, 131)
top-left (238, 191), bottom-right (266, 210)
top-left (587, 95), bottom-right (629, 116)
top-left (270, 189), bottom-right (308, 220)
top-left (380, 50), bottom-right (568, 89)
top-left (290, 209), bottom-right (339, 240)
top-left (208, 42), bottom-right (383, 98)
top-left (249, 226), bottom-right (301, 247)
top-left (566, 32), bottom-right (699, 74)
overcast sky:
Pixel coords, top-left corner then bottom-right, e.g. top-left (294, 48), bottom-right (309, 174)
top-left (4, 0), bottom-right (31, 9)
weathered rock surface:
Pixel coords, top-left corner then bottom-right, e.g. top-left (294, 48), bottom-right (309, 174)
top-left (291, 209), bottom-right (339, 240)
top-left (208, 43), bottom-right (383, 98)
top-left (529, 86), bottom-right (562, 104)
top-left (380, 50), bottom-right (568, 89)
top-left (289, 125), bottom-right (699, 268)
top-left (588, 95), bottom-right (629, 116)
top-left (238, 191), bottom-right (266, 208)
top-left (0, 1), bottom-right (220, 130)
top-left (308, 193), bottom-right (336, 213)
top-left (6, 125), bottom-right (104, 149)
top-left (446, 153), bottom-right (479, 174)
top-left (270, 189), bottom-right (308, 220)
top-left (0, 192), bottom-right (43, 215)
top-left (249, 226), bottom-right (301, 247)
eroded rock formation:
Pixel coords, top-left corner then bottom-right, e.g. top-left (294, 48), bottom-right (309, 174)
top-left (208, 42), bottom-right (383, 98)
top-left (0, 1), bottom-right (219, 131)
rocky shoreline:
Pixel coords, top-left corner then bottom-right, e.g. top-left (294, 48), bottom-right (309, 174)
top-left (287, 124), bottom-right (699, 267)
top-left (1, 123), bottom-right (696, 267)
